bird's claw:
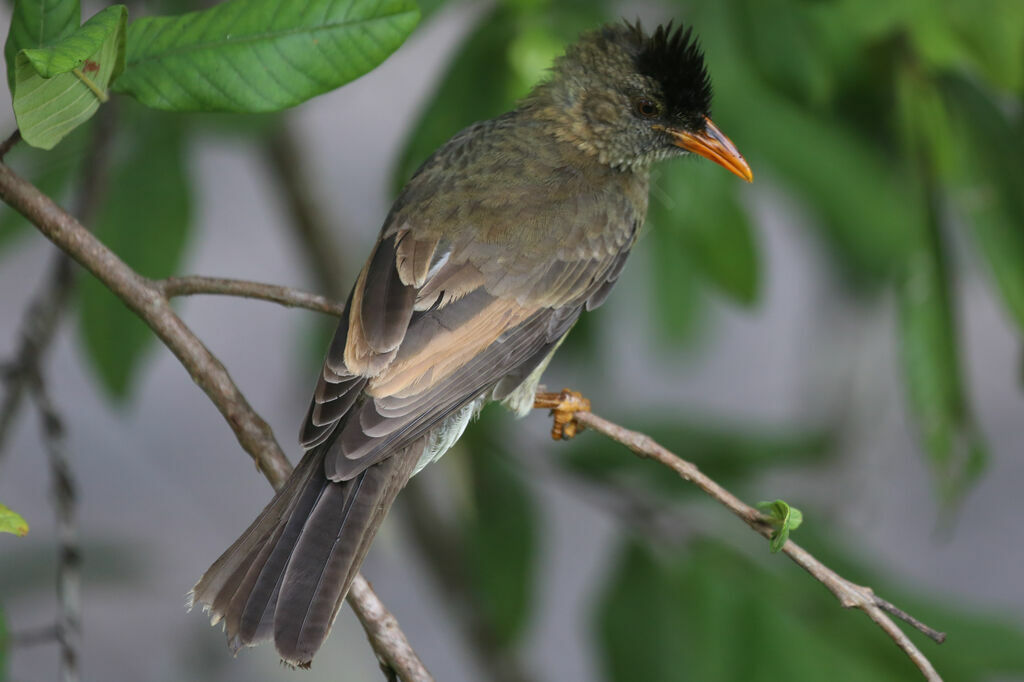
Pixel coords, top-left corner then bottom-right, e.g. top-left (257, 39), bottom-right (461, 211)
top-left (534, 389), bottom-right (591, 440)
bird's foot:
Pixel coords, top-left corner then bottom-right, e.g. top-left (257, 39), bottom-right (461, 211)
top-left (534, 388), bottom-right (591, 440)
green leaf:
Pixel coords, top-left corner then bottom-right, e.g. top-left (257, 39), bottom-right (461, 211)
top-left (460, 411), bottom-right (537, 646)
top-left (20, 5), bottom-right (126, 78)
top-left (895, 74), bottom-right (988, 502)
top-left (939, 0), bottom-right (1024, 90)
top-left (4, 0), bottom-right (81, 88)
top-left (394, 2), bottom-right (606, 188)
top-left (733, 0), bottom-right (831, 105)
top-left (647, 226), bottom-right (705, 345)
top-left (11, 5), bottom-right (127, 150)
top-left (595, 541), bottom-right (689, 682)
top-left (942, 77), bottom-right (1024, 336)
top-left (695, 0), bottom-right (920, 283)
top-left (757, 499), bottom-right (803, 553)
top-left (0, 504), bottom-right (28, 537)
top-left (79, 113), bottom-right (191, 399)
top-left (112, 0), bottom-right (419, 113)
top-left (649, 160), bottom-right (760, 305)
top-left (897, 231), bottom-right (987, 501)
top-left (598, 535), bottom-right (1024, 682)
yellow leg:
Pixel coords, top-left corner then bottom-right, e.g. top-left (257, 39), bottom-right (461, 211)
top-left (534, 388), bottom-right (591, 440)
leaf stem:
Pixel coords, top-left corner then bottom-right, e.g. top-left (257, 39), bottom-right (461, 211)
top-left (72, 69), bottom-right (109, 102)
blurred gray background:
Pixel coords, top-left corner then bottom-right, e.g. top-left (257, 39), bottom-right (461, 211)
top-left (1, 3), bottom-right (1023, 681)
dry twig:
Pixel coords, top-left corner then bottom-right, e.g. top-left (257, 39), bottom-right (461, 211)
top-left (553, 408), bottom-right (945, 682)
top-left (30, 372), bottom-right (79, 682)
top-left (0, 161), bottom-right (432, 682)
top-left (157, 275), bottom-right (345, 316)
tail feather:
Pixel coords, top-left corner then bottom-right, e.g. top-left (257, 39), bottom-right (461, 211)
top-left (190, 439), bottom-right (423, 666)
top-left (235, 461), bottom-right (330, 644)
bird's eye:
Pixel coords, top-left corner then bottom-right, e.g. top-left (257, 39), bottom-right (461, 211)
top-left (633, 98), bottom-right (660, 119)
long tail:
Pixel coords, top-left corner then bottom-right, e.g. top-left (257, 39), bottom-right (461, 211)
top-left (189, 439), bottom-right (423, 666)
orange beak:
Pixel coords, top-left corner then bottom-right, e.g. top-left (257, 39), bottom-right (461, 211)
top-left (662, 116), bottom-right (753, 182)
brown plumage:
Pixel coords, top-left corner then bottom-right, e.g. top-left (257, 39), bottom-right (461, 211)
top-left (190, 20), bottom-right (751, 666)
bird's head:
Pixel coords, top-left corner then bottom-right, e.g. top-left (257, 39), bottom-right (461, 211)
top-left (526, 21), bottom-right (752, 181)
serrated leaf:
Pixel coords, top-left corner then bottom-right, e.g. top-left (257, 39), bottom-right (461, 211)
top-left (4, 0), bottom-right (81, 88)
top-left (11, 6), bottom-right (126, 150)
top-left (112, 0), bottom-right (419, 113)
top-left (79, 114), bottom-right (191, 399)
top-left (461, 411), bottom-right (537, 646)
top-left (650, 160), bottom-right (759, 305)
top-left (0, 504), bottom-right (28, 537)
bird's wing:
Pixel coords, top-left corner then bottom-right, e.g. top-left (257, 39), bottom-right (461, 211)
top-left (299, 124), bottom-right (642, 482)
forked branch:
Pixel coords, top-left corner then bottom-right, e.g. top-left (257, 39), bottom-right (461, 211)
top-left (549, 407), bottom-right (946, 682)
top-left (0, 161), bottom-right (432, 682)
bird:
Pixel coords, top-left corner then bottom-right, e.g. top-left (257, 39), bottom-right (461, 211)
top-left (189, 19), bottom-right (752, 667)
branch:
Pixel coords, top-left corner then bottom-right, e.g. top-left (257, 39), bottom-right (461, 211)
top-left (349, 575), bottom-right (435, 682)
top-left (0, 161), bottom-right (432, 681)
top-left (0, 254), bottom-right (73, 458)
top-left (556, 407), bottom-right (945, 681)
top-left (30, 371), bottom-right (80, 682)
top-left (0, 129), bottom-right (20, 160)
top-left (156, 275), bottom-right (345, 316)
top-left (0, 109), bottom-right (115, 461)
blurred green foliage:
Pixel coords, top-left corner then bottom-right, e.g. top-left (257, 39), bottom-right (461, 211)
top-left (78, 105), bottom-right (191, 398)
top-left (596, 537), bottom-right (1024, 682)
top-left (399, 0), bottom-right (1024, 500)
top-left (460, 409), bottom-right (538, 646)
top-left (397, 0), bottom-right (1024, 678)
top-left (3, 0), bottom-right (1024, 678)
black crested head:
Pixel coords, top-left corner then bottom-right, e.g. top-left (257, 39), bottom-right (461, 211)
top-left (523, 18), bottom-right (751, 177)
top-left (628, 21), bottom-right (712, 126)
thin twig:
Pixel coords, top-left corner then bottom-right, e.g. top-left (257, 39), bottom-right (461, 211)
top-left (30, 371), bottom-right (79, 682)
top-left (8, 624), bottom-right (61, 648)
top-left (0, 161), bottom-right (432, 681)
top-left (560, 409), bottom-right (945, 682)
top-left (350, 576), bottom-right (435, 682)
top-left (157, 275), bottom-right (345, 316)
top-left (0, 255), bottom-right (73, 459)
top-left (0, 129), bottom-right (20, 161)
top-left (0, 108), bottom-right (116, 462)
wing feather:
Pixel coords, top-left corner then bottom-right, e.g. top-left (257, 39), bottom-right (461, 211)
top-left (297, 116), bottom-right (644, 484)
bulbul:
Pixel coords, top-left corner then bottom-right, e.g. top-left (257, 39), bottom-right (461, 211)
top-left (191, 20), bottom-right (752, 666)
